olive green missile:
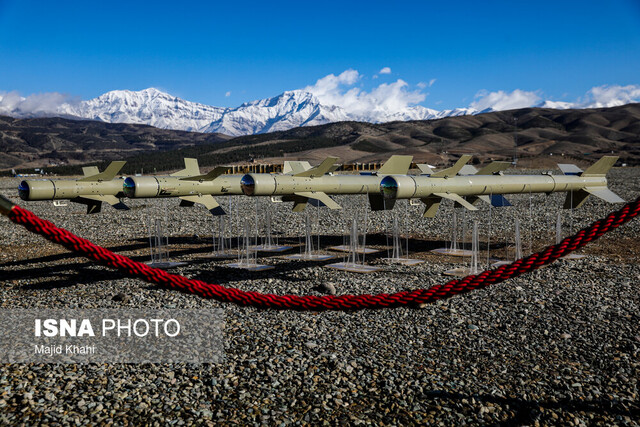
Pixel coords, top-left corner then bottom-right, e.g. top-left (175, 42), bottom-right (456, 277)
top-left (18, 161), bottom-right (129, 214)
top-left (240, 155), bottom-right (414, 212)
top-left (380, 156), bottom-right (624, 217)
top-left (122, 158), bottom-right (243, 215)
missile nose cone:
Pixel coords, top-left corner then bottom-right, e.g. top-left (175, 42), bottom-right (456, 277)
top-left (123, 177), bottom-right (136, 198)
top-left (18, 181), bottom-right (29, 201)
top-left (240, 174), bottom-right (255, 196)
top-left (380, 176), bottom-right (399, 199)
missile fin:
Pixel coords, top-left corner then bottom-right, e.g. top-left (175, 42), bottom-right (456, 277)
top-left (581, 156), bottom-right (618, 177)
top-left (583, 187), bottom-right (624, 204)
top-left (82, 166), bottom-right (99, 177)
top-left (558, 164), bottom-right (583, 175)
top-left (180, 166), bottom-right (231, 181)
top-left (294, 192), bottom-right (341, 210)
top-left (180, 195), bottom-right (225, 215)
top-left (294, 157), bottom-right (339, 177)
top-left (378, 155), bottom-right (413, 175)
top-left (292, 200), bottom-right (308, 212)
top-left (458, 165), bottom-right (479, 175)
top-left (420, 196), bottom-right (442, 218)
top-left (171, 158), bottom-right (200, 177)
top-left (430, 155), bottom-right (472, 178)
top-left (433, 192), bottom-right (478, 211)
top-left (417, 164), bottom-right (435, 175)
top-left (368, 194), bottom-right (396, 211)
top-left (77, 161), bottom-right (126, 182)
top-left (476, 161), bottom-right (512, 175)
top-left (70, 197), bottom-right (102, 214)
top-left (76, 195), bottom-right (129, 211)
top-left (563, 190), bottom-right (591, 209)
top-left (283, 161), bottom-right (312, 175)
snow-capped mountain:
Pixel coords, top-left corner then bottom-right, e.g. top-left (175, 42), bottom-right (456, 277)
top-left (53, 88), bottom-right (478, 136)
top-left (4, 86), bottom-right (637, 137)
top-left (58, 88), bottom-right (226, 132)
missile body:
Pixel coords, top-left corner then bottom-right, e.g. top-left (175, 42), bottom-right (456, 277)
top-left (123, 174), bottom-right (242, 199)
top-left (18, 161), bottom-right (129, 214)
top-left (122, 159), bottom-right (242, 214)
top-left (380, 156), bottom-right (624, 217)
top-left (241, 155), bottom-right (414, 211)
top-left (19, 178), bottom-right (126, 201)
top-left (242, 173), bottom-right (386, 196)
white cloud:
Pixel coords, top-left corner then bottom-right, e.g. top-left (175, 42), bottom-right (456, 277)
top-left (428, 78), bottom-right (436, 87)
top-left (304, 69), bottom-right (426, 120)
top-left (417, 82), bottom-right (426, 89)
top-left (379, 67), bottom-right (392, 75)
top-left (0, 90), bottom-right (77, 117)
top-left (470, 89), bottom-right (541, 111)
top-left (225, 91), bottom-right (231, 97)
top-left (580, 84), bottom-right (640, 108)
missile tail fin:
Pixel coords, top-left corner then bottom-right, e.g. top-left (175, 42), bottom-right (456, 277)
top-left (171, 158), bottom-right (200, 177)
top-left (77, 161), bottom-right (126, 182)
top-left (433, 192), bottom-right (478, 211)
top-left (368, 194), bottom-right (395, 211)
top-left (283, 161), bottom-right (312, 175)
top-left (378, 155), bottom-right (413, 175)
top-left (563, 190), bottom-right (591, 209)
top-left (180, 195), bottom-right (225, 215)
top-left (558, 164), bottom-right (583, 175)
top-left (180, 166), bottom-right (231, 181)
top-left (420, 196), bottom-right (442, 218)
top-left (583, 187), bottom-right (624, 203)
top-left (74, 195), bottom-right (129, 213)
top-left (416, 164), bottom-right (435, 175)
top-left (82, 166), bottom-right (99, 177)
top-left (294, 192), bottom-right (341, 210)
top-left (294, 157), bottom-right (339, 177)
top-left (430, 155), bottom-right (472, 178)
top-left (581, 156), bottom-right (618, 177)
top-left (476, 161), bottom-right (512, 175)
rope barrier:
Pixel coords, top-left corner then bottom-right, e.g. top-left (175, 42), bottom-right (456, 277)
top-left (1, 194), bottom-right (638, 311)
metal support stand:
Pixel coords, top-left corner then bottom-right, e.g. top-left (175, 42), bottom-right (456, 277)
top-left (327, 206), bottom-right (381, 273)
top-left (286, 208), bottom-right (334, 261)
top-left (444, 221), bottom-right (480, 276)
top-left (229, 221), bottom-right (273, 271)
top-left (383, 204), bottom-right (424, 265)
top-left (145, 200), bottom-right (186, 269)
top-left (432, 209), bottom-right (473, 256)
top-left (250, 198), bottom-right (292, 253)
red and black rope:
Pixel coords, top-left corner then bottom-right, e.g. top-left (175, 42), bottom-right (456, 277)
top-left (2, 195), bottom-right (639, 310)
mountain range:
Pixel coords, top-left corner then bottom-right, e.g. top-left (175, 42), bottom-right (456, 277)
top-left (2, 87), bottom-right (637, 138)
top-left (2, 102), bottom-right (638, 172)
top-left (51, 88), bottom-right (473, 136)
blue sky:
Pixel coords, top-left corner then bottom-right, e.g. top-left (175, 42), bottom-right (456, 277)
top-left (1, 0), bottom-right (639, 110)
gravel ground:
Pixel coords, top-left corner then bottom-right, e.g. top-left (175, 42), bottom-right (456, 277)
top-left (0, 167), bottom-right (639, 425)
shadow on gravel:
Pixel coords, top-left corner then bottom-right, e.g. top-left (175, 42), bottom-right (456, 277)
top-left (1, 263), bottom-right (131, 290)
top-left (423, 389), bottom-right (640, 425)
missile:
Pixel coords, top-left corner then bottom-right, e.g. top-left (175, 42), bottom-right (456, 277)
top-left (18, 161), bottom-right (129, 214)
top-left (379, 156), bottom-right (624, 217)
top-left (122, 158), bottom-right (241, 215)
top-left (240, 155), bottom-right (414, 211)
